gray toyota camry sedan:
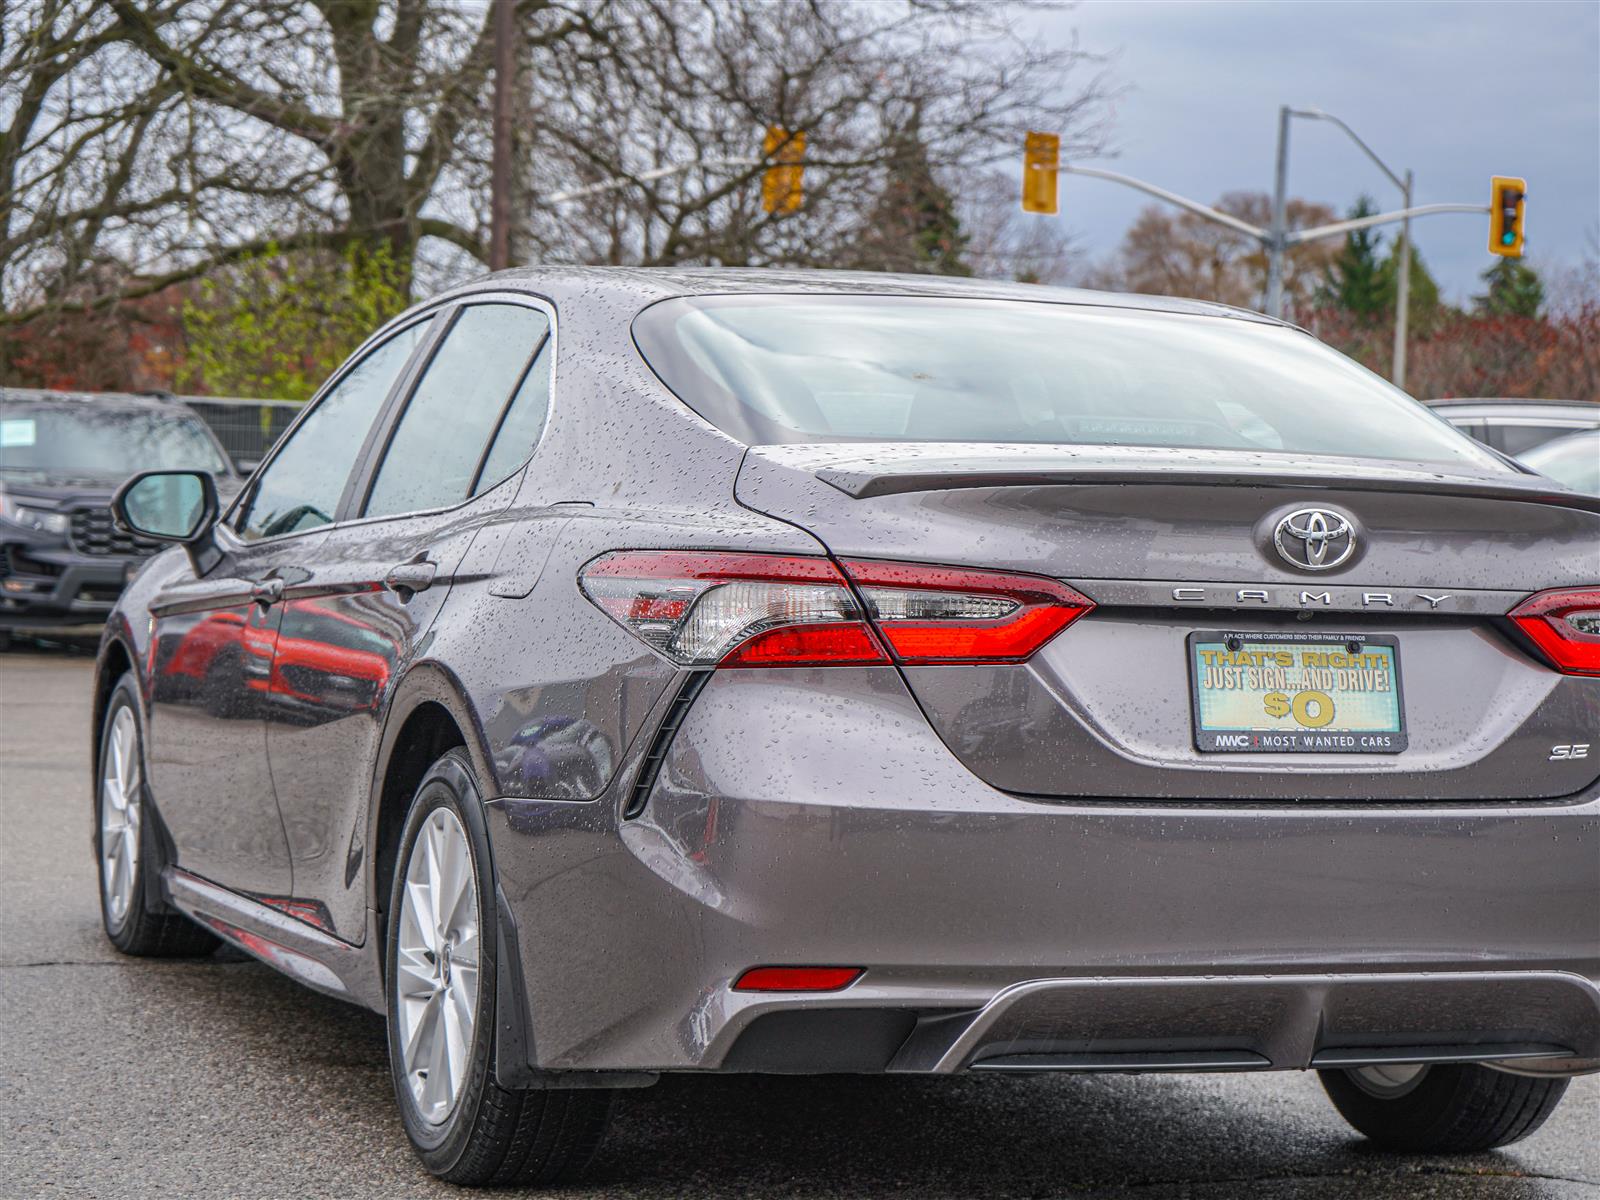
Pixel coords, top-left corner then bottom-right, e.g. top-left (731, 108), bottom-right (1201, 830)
top-left (94, 269), bottom-right (1600, 1186)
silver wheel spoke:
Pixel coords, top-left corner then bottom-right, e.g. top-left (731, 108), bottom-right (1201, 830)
top-left (403, 878), bottom-right (438, 954)
top-left (403, 992), bottom-right (440, 1069)
top-left (441, 987), bottom-right (466, 1095)
top-left (396, 944), bottom-right (435, 995)
top-left (99, 707), bottom-right (141, 928)
top-left (451, 925), bottom-right (480, 971)
top-left (435, 848), bottom-right (463, 933)
top-left (395, 805), bottom-right (479, 1125)
top-left (425, 1008), bottom-right (452, 1112)
top-left (425, 821), bottom-right (447, 933)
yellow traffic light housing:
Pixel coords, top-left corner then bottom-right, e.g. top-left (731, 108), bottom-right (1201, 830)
top-left (1022, 131), bottom-right (1060, 215)
top-left (762, 127), bottom-right (805, 213)
top-left (1488, 176), bottom-right (1526, 258)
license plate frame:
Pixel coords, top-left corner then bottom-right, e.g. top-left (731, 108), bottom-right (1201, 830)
top-left (1187, 630), bottom-right (1407, 754)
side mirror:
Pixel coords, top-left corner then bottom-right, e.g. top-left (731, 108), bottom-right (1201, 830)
top-left (112, 470), bottom-right (221, 573)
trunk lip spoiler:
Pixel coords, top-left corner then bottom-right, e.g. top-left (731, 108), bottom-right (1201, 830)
top-left (822, 465), bottom-right (1600, 511)
top-left (742, 443), bottom-right (1594, 510)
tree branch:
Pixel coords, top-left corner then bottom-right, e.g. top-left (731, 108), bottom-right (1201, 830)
top-left (105, 0), bottom-right (338, 147)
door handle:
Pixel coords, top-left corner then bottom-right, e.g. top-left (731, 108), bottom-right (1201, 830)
top-left (383, 558), bottom-right (437, 599)
top-left (250, 578), bottom-right (284, 608)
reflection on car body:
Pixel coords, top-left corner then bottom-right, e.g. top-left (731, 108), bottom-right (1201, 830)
top-left (158, 595), bottom-right (397, 717)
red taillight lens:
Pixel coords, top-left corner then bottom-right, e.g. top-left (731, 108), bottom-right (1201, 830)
top-left (1510, 587), bottom-right (1600, 676)
top-left (733, 966), bottom-right (863, 993)
top-left (841, 559), bottom-right (1094, 664)
top-left (580, 552), bottom-right (1093, 668)
top-left (579, 550), bottom-right (888, 667)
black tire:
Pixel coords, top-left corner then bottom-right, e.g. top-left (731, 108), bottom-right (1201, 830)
top-left (1319, 1062), bottom-right (1569, 1153)
top-left (385, 748), bottom-right (611, 1187)
top-left (95, 673), bottom-right (219, 957)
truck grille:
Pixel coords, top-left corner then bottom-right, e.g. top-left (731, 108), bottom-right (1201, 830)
top-left (68, 507), bottom-right (162, 558)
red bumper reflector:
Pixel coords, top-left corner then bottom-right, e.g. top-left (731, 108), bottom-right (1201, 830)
top-left (732, 966), bottom-right (864, 993)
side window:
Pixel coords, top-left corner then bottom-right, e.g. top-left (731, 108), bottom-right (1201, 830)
top-left (473, 335), bottom-right (552, 495)
top-left (238, 322), bottom-right (427, 540)
top-left (363, 304), bottom-right (550, 518)
top-left (1498, 423), bottom-right (1565, 457)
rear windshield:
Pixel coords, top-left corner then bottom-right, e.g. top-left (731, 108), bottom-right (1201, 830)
top-left (0, 403), bottom-right (229, 479)
top-left (633, 295), bottom-right (1508, 470)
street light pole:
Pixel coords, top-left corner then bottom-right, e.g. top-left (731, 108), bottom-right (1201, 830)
top-left (1392, 168), bottom-right (1413, 390)
top-left (1273, 107), bottom-right (1415, 387)
top-left (1040, 155), bottom-right (1486, 369)
top-left (1266, 105), bottom-right (1291, 320)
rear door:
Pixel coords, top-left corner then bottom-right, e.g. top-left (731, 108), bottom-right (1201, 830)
top-left (263, 298), bottom-right (554, 939)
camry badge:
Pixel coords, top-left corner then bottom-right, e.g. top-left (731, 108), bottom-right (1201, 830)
top-left (1273, 508), bottom-right (1356, 571)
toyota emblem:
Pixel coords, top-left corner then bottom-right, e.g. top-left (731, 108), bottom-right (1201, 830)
top-left (1273, 508), bottom-right (1357, 571)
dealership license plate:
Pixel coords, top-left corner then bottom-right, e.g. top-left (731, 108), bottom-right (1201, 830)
top-left (1188, 631), bottom-right (1406, 753)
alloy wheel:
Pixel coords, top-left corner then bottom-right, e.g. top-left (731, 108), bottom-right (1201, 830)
top-left (395, 806), bottom-right (481, 1125)
top-left (99, 705), bottom-right (142, 929)
top-left (1349, 1062), bottom-right (1429, 1099)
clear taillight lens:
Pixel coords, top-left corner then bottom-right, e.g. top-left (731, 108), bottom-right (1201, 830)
top-left (580, 551), bottom-right (1093, 668)
top-left (578, 551), bottom-right (886, 667)
top-left (1509, 587), bottom-right (1600, 676)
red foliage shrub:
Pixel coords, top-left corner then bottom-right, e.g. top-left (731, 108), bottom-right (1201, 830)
top-left (0, 287), bottom-right (189, 392)
top-left (1309, 302), bottom-right (1600, 402)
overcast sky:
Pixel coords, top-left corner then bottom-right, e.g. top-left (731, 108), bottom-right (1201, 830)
top-left (1031, 0), bottom-right (1599, 304)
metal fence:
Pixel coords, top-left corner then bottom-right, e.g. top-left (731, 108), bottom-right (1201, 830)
top-left (177, 394), bottom-right (301, 471)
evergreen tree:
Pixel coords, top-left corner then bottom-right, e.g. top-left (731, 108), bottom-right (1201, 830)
top-left (854, 115), bottom-right (972, 276)
top-left (1474, 258), bottom-right (1545, 318)
top-left (1320, 195), bottom-right (1387, 321)
top-left (1376, 240), bottom-right (1444, 334)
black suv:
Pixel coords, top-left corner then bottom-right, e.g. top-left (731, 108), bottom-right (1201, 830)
top-left (0, 388), bottom-right (239, 643)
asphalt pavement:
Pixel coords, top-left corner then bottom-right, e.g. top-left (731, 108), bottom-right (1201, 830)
top-left (1, 646), bottom-right (1595, 1199)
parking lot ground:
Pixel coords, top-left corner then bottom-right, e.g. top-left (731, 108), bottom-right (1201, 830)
top-left (2, 647), bottom-right (1596, 1199)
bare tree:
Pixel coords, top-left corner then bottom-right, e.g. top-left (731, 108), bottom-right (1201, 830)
top-left (1089, 192), bottom-right (1338, 317)
top-left (510, 0), bottom-right (1110, 273)
top-left (2, 0), bottom-right (599, 323)
top-left (2, 0), bottom-right (1110, 342)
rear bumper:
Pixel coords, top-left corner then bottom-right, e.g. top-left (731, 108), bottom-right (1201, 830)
top-left (486, 666), bottom-right (1600, 1079)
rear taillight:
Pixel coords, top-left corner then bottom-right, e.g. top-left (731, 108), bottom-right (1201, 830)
top-left (579, 551), bottom-right (887, 667)
top-left (579, 551), bottom-right (1092, 668)
top-left (1510, 587), bottom-right (1600, 676)
top-left (841, 559), bottom-right (1094, 664)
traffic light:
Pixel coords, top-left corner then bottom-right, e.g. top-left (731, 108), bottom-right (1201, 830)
top-left (762, 127), bottom-right (805, 213)
top-left (1488, 176), bottom-right (1526, 258)
top-left (1022, 131), bottom-right (1060, 215)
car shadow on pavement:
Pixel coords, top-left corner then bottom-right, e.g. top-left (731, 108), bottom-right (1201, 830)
top-left (94, 953), bottom-right (1584, 1200)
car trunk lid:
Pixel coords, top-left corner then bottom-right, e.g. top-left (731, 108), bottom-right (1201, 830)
top-left (735, 443), bottom-right (1600, 801)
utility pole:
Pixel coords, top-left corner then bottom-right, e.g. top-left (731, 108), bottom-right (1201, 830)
top-left (488, 0), bottom-right (516, 271)
top-left (1266, 105), bottom-right (1291, 321)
